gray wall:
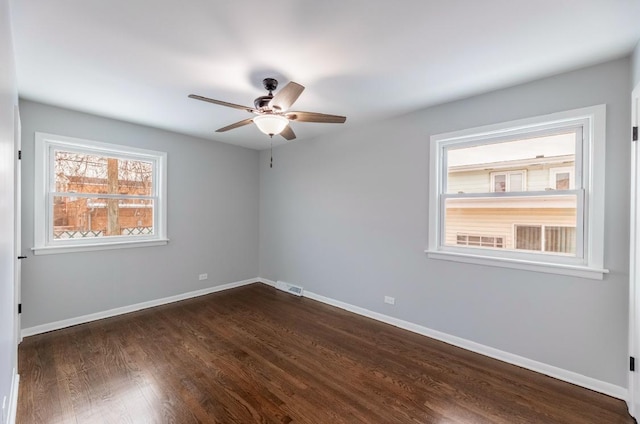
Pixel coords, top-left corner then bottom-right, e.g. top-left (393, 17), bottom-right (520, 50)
top-left (20, 100), bottom-right (260, 328)
top-left (633, 40), bottom-right (640, 88)
top-left (259, 58), bottom-right (631, 388)
top-left (0, 0), bottom-right (17, 417)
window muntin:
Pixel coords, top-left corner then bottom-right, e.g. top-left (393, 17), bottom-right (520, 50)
top-left (428, 105), bottom-right (607, 279)
top-left (34, 133), bottom-right (168, 254)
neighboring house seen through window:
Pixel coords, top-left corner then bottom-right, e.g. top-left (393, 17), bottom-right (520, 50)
top-left (33, 133), bottom-right (168, 254)
top-left (428, 105), bottom-right (607, 279)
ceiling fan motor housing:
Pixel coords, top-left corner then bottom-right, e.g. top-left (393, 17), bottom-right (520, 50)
top-left (254, 78), bottom-right (279, 110)
top-left (262, 78), bottom-right (278, 93)
top-left (254, 95), bottom-right (273, 110)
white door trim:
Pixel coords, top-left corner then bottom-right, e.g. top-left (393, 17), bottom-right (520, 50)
top-left (628, 82), bottom-right (640, 417)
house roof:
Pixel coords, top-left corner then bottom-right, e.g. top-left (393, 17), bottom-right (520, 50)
top-left (10, 0), bottom-right (640, 150)
top-left (449, 154), bottom-right (575, 173)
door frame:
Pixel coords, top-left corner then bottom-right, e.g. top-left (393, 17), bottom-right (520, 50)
top-left (13, 105), bottom-right (21, 348)
top-left (629, 82), bottom-right (640, 417)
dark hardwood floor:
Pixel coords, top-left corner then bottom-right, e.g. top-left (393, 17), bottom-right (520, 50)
top-left (17, 283), bottom-right (633, 423)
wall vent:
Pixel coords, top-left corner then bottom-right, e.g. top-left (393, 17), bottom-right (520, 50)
top-left (275, 280), bottom-right (304, 297)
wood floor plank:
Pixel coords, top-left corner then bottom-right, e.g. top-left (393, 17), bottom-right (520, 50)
top-left (17, 283), bottom-right (634, 423)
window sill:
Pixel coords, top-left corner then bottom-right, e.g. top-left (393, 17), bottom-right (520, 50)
top-left (32, 239), bottom-right (169, 255)
top-left (425, 250), bottom-right (608, 280)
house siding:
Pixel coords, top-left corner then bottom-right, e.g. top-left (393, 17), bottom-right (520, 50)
top-left (445, 207), bottom-right (576, 249)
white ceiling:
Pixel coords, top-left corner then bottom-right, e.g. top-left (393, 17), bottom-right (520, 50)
top-left (11, 0), bottom-right (640, 150)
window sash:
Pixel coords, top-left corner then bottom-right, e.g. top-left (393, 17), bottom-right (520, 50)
top-left (48, 145), bottom-right (159, 194)
top-left (47, 146), bottom-right (160, 246)
top-left (439, 124), bottom-right (584, 256)
top-left (441, 125), bottom-right (584, 195)
top-left (440, 189), bottom-right (584, 261)
top-left (47, 192), bottom-right (159, 244)
top-left (435, 123), bottom-right (587, 265)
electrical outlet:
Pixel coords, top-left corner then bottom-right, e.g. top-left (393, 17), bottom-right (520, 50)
top-left (384, 296), bottom-right (395, 305)
top-left (198, 273), bottom-right (208, 281)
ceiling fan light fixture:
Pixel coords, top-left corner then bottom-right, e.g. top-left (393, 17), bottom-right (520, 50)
top-left (253, 114), bottom-right (289, 136)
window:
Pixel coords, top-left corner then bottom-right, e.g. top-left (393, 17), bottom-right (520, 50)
top-left (490, 170), bottom-right (526, 192)
top-left (549, 167), bottom-right (574, 190)
top-left (34, 133), bottom-right (168, 254)
top-left (514, 225), bottom-right (576, 254)
top-left (457, 234), bottom-right (504, 248)
top-left (427, 105), bottom-right (607, 279)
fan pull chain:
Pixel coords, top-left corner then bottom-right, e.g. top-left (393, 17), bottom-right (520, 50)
top-left (270, 140), bottom-right (273, 168)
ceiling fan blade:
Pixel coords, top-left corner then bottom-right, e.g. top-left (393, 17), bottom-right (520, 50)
top-left (280, 125), bottom-right (296, 141)
top-left (286, 111), bottom-right (346, 124)
top-left (216, 118), bottom-right (254, 132)
top-left (269, 82), bottom-right (304, 111)
top-left (188, 94), bottom-right (257, 113)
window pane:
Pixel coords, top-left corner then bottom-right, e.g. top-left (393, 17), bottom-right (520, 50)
top-left (53, 196), bottom-right (154, 239)
top-left (555, 172), bottom-right (570, 190)
top-left (468, 235), bottom-right (481, 246)
top-left (446, 131), bottom-right (576, 194)
top-left (55, 151), bottom-right (153, 196)
top-left (545, 226), bottom-right (576, 254)
top-left (481, 236), bottom-right (493, 245)
top-left (509, 173), bottom-right (523, 192)
top-left (444, 194), bottom-right (577, 256)
top-left (516, 226), bottom-right (542, 251)
top-left (493, 174), bottom-right (506, 192)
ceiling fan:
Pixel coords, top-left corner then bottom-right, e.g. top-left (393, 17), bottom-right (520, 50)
top-left (188, 78), bottom-right (346, 141)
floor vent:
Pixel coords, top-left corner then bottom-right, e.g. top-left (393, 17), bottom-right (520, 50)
top-left (275, 281), bottom-right (304, 297)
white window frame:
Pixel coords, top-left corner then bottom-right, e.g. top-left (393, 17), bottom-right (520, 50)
top-left (427, 105), bottom-right (608, 280)
top-left (549, 166), bottom-right (575, 190)
top-left (33, 132), bottom-right (169, 255)
top-left (490, 170), bottom-right (527, 192)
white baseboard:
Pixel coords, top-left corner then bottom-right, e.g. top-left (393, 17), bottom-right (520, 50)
top-left (258, 278), bottom-right (626, 400)
top-left (7, 371), bottom-right (18, 424)
top-left (21, 278), bottom-right (258, 338)
top-left (21, 276), bottom-right (628, 401)
top-left (257, 278), bottom-right (276, 287)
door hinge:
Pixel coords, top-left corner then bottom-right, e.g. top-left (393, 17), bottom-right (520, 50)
top-left (631, 356), bottom-right (636, 372)
top-left (18, 303), bottom-right (21, 314)
top-left (18, 150), bottom-right (21, 160)
top-left (634, 126), bottom-right (638, 142)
